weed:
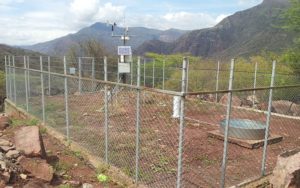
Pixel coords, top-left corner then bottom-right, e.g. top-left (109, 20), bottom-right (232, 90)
top-left (11, 118), bottom-right (39, 127)
top-left (53, 161), bottom-right (73, 173)
top-left (97, 163), bottom-right (110, 174)
top-left (196, 154), bottom-right (217, 166)
top-left (40, 127), bottom-right (47, 134)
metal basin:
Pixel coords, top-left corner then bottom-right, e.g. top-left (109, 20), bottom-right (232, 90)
top-left (219, 119), bottom-right (266, 140)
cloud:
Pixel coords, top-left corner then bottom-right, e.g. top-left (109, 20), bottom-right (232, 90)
top-left (238, 0), bottom-right (263, 6)
top-left (68, 0), bottom-right (125, 28)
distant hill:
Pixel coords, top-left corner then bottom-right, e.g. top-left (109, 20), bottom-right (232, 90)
top-left (136, 0), bottom-right (296, 59)
top-left (0, 44), bottom-right (42, 56)
top-left (22, 23), bottom-right (187, 56)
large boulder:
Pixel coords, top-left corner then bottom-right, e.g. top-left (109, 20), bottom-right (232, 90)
top-left (19, 157), bottom-right (54, 182)
top-left (0, 115), bottom-right (11, 130)
top-left (219, 94), bottom-right (242, 106)
top-left (272, 100), bottom-right (294, 115)
top-left (14, 126), bottom-right (46, 158)
top-left (270, 148), bottom-right (300, 188)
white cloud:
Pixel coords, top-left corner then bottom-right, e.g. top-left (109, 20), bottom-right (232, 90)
top-left (238, 0), bottom-right (263, 6)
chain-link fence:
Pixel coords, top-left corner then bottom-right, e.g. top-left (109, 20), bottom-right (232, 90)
top-left (3, 55), bottom-right (300, 188)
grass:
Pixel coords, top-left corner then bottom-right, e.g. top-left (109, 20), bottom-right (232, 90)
top-left (11, 117), bottom-right (39, 127)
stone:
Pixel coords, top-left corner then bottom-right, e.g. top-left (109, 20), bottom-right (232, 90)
top-left (2, 171), bottom-right (11, 183)
top-left (272, 100), bottom-right (294, 115)
top-left (198, 94), bottom-right (216, 102)
top-left (82, 183), bottom-right (94, 188)
top-left (14, 126), bottom-right (46, 158)
top-left (219, 94), bottom-right (242, 106)
top-left (23, 180), bottom-right (52, 188)
top-left (0, 139), bottom-right (11, 147)
top-left (0, 161), bottom-right (7, 170)
top-left (5, 150), bottom-right (20, 159)
top-left (0, 115), bottom-right (11, 130)
top-left (270, 148), bottom-right (300, 188)
top-left (246, 95), bottom-right (259, 104)
top-left (19, 157), bottom-right (53, 182)
top-left (0, 145), bottom-right (15, 152)
top-left (20, 173), bottom-right (27, 179)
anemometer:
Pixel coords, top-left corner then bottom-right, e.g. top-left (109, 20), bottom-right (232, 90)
top-left (109, 22), bottom-right (133, 84)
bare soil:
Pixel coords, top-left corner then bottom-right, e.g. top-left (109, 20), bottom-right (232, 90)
top-left (25, 90), bottom-right (300, 188)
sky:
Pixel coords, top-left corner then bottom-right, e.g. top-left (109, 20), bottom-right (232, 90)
top-left (0, 0), bottom-right (263, 45)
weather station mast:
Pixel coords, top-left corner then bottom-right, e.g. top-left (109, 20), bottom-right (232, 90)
top-left (110, 22), bottom-right (133, 84)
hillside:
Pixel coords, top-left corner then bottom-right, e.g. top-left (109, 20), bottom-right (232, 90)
top-left (22, 23), bottom-right (187, 56)
top-left (0, 44), bottom-right (42, 57)
top-left (137, 0), bottom-right (295, 59)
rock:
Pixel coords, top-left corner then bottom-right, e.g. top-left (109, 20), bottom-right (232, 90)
top-left (20, 173), bottom-right (27, 179)
top-left (0, 139), bottom-right (11, 147)
top-left (198, 94), bottom-right (216, 102)
top-left (272, 100), bottom-right (294, 115)
top-left (14, 126), bottom-right (46, 158)
top-left (0, 152), bottom-right (4, 160)
top-left (290, 103), bottom-right (300, 116)
top-left (82, 183), bottom-right (94, 188)
top-left (0, 145), bottom-right (15, 152)
top-left (1, 171), bottom-right (11, 183)
top-left (23, 180), bottom-right (52, 188)
top-left (219, 95), bottom-right (242, 106)
top-left (246, 95), bottom-right (259, 104)
top-left (257, 102), bottom-right (276, 112)
top-left (270, 148), bottom-right (300, 188)
top-left (0, 161), bottom-right (6, 171)
top-left (0, 115), bottom-right (11, 130)
top-left (5, 150), bottom-right (20, 159)
top-left (19, 157), bottom-right (53, 182)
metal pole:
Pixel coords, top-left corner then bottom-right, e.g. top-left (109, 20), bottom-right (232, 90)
top-left (220, 59), bottom-right (235, 188)
top-left (186, 59), bottom-right (189, 92)
top-left (64, 56), bottom-right (70, 140)
top-left (48, 56), bottom-right (51, 96)
top-left (253, 62), bottom-right (258, 107)
top-left (261, 60), bottom-right (276, 176)
top-left (135, 57), bottom-right (141, 185)
top-left (78, 57), bottom-right (82, 94)
top-left (92, 57), bottom-right (95, 91)
top-left (143, 59), bottom-right (146, 87)
top-left (27, 56), bottom-right (30, 98)
top-left (130, 60), bottom-right (133, 85)
top-left (104, 56), bottom-right (109, 163)
top-left (152, 60), bottom-right (155, 88)
top-left (176, 57), bottom-right (188, 188)
top-left (9, 56), bottom-right (12, 100)
top-left (216, 61), bottom-right (220, 102)
top-left (24, 56), bottom-right (29, 112)
top-left (163, 59), bottom-right (165, 90)
top-left (5, 56), bottom-right (8, 98)
top-left (12, 56), bottom-right (16, 103)
top-left (40, 56), bottom-right (45, 123)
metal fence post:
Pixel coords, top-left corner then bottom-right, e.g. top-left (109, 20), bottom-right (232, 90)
top-left (64, 56), bottom-right (70, 140)
top-left (5, 56), bottom-right (8, 98)
top-left (130, 60), bottom-right (133, 85)
top-left (163, 59), bottom-right (165, 90)
top-left (261, 60), bottom-right (276, 176)
top-left (9, 56), bottom-right (12, 100)
top-left (144, 59), bottom-right (146, 87)
top-left (27, 56), bottom-right (31, 98)
top-left (12, 56), bottom-right (16, 103)
top-left (24, 56), bottom-right (29, 112)
top-left (104, 56), bottom-right (109, 163)
top-left (78, 57), bottom-right (82, 94)
top-left (216, 61), bottom-right (220, 102)
top-left (220, 59), bottom-right (235, 188)
top-left (135, 57), bottom-right (141, 185)
top-left (92, 57), bottom-right (95, 91)
top-left (152, 60), bottom-right (155, 88)
top-left (40, 56), bottom-right (45, 123)
top-left (176, 57), bottom-right (188, 188)
top-left (48, 56), bottom-right (51, 96)
top-left (253, 62), bottom-right (258, 107)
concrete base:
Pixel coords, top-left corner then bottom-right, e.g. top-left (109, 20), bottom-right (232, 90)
top-left (208, 130), bottom-right (283, 149)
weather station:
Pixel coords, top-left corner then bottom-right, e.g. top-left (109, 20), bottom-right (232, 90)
top-left (110, 22), bottom-right (133, 84)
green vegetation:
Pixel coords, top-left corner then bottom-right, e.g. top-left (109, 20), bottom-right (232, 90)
top-left (281, 0), bottom-right (300, 76)
top-left (11, 118), bottom-right (39, 127)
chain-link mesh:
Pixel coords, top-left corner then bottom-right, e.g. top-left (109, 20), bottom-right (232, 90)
top-left (3, 55), bottom-right (300, 188)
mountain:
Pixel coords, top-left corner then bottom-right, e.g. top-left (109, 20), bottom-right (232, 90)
top-left (137, 0), bottom-right (295, 59)
top-left (22, 23), bottom-right (187, 56)
top-left (0, 44), bottom-right (42, 56)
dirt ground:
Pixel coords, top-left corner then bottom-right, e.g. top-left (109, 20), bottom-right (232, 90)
top-left (23, 90), bottom-right (300, 188)
top-left (2, 120), bottom-right (121, 188)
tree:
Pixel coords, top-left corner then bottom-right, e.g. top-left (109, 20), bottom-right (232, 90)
top-left (281, 0), bottom-right (300, 75)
